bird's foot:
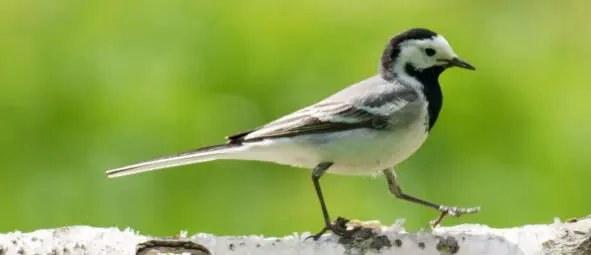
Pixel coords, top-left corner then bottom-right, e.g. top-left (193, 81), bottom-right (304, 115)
top-left (430, 205), bottom-right (480, 227)
top-left (307, 217), bottom-right (362, 241)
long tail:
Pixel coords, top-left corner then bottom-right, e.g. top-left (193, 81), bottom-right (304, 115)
top-left (105, 143), bottom-right (243, 178)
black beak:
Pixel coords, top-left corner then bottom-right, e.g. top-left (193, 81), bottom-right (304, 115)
top-left (447, 57), bottom-right (475, 70)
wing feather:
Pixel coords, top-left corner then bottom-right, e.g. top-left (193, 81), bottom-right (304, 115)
top-left (226, 87), bottom-right (419, 143)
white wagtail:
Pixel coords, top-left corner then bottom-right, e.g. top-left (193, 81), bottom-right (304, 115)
top-left (106, 28), bottom-right (479, 239)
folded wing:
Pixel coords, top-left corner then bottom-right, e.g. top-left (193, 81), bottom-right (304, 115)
top-left (227, 87), bottom-right (419, 143)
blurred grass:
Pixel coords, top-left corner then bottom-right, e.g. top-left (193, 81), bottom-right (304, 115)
top-left (1, 0), bottom-right (590, 236)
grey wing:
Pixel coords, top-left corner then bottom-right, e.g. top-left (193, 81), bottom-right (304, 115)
top-left (226, 85), bottom-right (420, 143)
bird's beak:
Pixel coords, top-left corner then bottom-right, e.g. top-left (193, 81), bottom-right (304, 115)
top-left (447, 57), bottom-right (475, 70)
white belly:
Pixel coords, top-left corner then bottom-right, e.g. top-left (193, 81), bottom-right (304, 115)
top-left (233, 119), bottom-right (429, 175)
top-left (307, 120), bottom-right (428, 175)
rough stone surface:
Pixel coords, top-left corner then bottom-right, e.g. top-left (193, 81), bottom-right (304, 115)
top-left (0, 216), bottom-right (589, 255)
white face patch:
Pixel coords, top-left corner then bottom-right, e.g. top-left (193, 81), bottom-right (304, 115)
top-left (395, 35), bottom-right (457, 71)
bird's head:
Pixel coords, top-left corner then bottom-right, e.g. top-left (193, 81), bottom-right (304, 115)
top-left (380, 28), bottom-right (475, 81)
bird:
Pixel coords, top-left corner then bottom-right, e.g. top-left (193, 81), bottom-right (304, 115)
top-left (106, 28), bottom-right (479, 239)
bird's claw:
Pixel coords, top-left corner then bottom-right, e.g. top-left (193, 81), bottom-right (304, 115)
top-left (439, 205), bottom-right (480, 217)
top-left (430, 205), bottom-right (480, 227)
top-left (307, 217), bottom-right (360, 241)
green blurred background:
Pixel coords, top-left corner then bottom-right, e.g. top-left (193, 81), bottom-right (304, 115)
top-left (1, 0), bottom-right (590, 237)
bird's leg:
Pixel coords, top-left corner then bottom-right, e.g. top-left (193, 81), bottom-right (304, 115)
top-left (382, 169), bottom-right (480, 227)
top-left (307, 162), bottom-right (359, 240)
top-left (312, 162), bottom-right (334, 229)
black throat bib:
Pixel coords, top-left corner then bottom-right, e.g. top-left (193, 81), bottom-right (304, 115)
top-left (404, 63), bottom-right (445, 131)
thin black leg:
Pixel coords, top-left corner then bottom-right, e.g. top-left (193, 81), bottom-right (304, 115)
top-left (307, 162), bottom-right (358, 240)
top-left (312, 162), bottom-right (334, 227)
top-left (382, 169), bottom-right (480, 226)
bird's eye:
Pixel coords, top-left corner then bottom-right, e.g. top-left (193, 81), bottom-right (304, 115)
top-left (425, 48), bottom-right (436, 57)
